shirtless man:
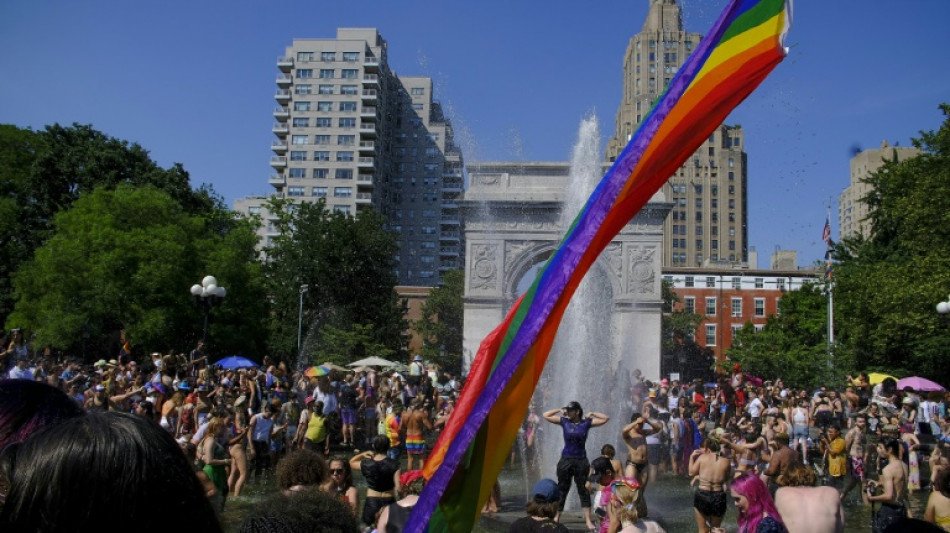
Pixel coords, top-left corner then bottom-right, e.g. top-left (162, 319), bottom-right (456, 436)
top-left (623, 412), bottom-right (662, 485)
top-left (688, 438), bottom-right (731, 533)
top-left (774, 462), bottom-right (844, 533)
top-left (867, 439), bottom-right (909, 532)
top-left (841, 414), bottom-right (869, 501)
top-left (721, 429), bottom-right (767, 476)
top-left (404, 398), bottom-right (433, 470)
top-left (763, 432), bottom-right (799, 496)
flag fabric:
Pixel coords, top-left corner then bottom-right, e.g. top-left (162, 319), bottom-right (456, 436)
top-left (119, 340), bottom-right (131, 361)
top-left (406, 1), bottom-right (792, 531)
top-left (823, 215), bottom-right (833, 279)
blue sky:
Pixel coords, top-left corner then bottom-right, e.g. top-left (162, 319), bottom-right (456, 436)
top-left (2, 1), bottom-right (948, 269)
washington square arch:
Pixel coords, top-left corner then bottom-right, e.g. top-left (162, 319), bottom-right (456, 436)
top-left (461, 162), bottom-right (672, 380)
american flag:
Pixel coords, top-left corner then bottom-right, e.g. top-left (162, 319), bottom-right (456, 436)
top-left (822, 216), bottom-right (832, 246)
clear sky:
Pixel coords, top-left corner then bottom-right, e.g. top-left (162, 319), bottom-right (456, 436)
top-left (2, 0), bottom-right (948, 269)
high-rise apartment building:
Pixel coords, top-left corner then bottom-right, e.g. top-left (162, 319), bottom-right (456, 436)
top-left (238, 28), bottom-right (463, 286)
top-left (838, 140), bottom-right (921, 240)
top-left (606, 0), bottom-right (749, 268)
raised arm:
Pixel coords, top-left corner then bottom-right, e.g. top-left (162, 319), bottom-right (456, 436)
top-left (587, 412), bottom-right (610, 427)
top-left (542, 408), bottom-right (564, 425)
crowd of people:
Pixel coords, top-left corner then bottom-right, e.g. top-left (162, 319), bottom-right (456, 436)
top-left (4, 328), bottom-right (950, 533)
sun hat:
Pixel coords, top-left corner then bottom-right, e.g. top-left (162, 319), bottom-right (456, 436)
top-left (94, 359), bottom-right (107, 367)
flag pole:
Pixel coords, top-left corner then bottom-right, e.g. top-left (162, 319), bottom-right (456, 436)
top-left (825, 208), bottom-right (834, 372)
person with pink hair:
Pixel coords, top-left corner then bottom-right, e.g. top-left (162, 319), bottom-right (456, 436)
top-left (730, 472), bottom-right (788, 533)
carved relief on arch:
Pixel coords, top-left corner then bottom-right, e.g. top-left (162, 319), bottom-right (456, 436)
top-left (627, 245), bottom-right (657, 295)
top-left (469, 243), bottom-right (499, 292)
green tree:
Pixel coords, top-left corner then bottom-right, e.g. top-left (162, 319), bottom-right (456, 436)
top-left (6, 185), bottom-right (267, 358)
top-left (833, 104), bottom-right (950, 382)
top-left (726, 282), bottom-right (846, 390)
top-left (314, 323), bottom-right (395, 367)
top-left (660, 279), bottom-right (713, 381)
top-left (415, 269), bottom-right (464, 374)
top-left (0, 123), bottom-right (221, 326)
top-left (264, 198), bottom-right (407, 363)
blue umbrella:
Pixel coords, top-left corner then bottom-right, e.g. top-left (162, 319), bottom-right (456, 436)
top-left (215, 355), bottom-right (259, 370)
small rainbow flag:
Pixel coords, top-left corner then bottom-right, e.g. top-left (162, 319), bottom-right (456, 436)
top-left (407, 1), bottom-right (791, 531)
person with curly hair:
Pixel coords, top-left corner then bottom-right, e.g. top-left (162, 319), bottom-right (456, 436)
top-left (238, 490), bottom-right (359, 533)
top-left (276, 448), bottom-right (328, 494)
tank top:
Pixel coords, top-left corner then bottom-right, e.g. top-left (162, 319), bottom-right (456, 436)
top-left (793, 407), bottom-right (807, 425)
top-left (306, 413), bottom-right (327, 442)
top-left (385, 502), bottom-right (415, 533)
top-left (560, 416), bottom-right (593, 459)
top-left (251, 414), bottom-right (274, 442)
top-left (360, 457), bottom-right (399, 492)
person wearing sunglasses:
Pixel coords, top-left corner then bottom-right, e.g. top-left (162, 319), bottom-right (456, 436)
top-left (327, 455), bottom-right (359, 515)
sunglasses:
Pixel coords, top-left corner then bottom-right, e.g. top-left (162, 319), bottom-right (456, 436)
top-left (330, 468), bottom-right (345, 475)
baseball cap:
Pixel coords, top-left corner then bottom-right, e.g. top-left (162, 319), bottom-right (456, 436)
top-left (531, 478), bottom-right (560, 504)
top-left (94, 359), bottom-right (107, 367)
top-left (413, 355), bottom-right (423, 362)
top-left (564, 401), bottom-right (582, 412)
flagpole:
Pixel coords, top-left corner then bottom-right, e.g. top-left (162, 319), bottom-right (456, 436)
top-left (825, 208), bottom-right (834, 372)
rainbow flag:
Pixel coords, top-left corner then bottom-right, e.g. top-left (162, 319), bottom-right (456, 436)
top-left (407, 1), bottom-right (791, 531)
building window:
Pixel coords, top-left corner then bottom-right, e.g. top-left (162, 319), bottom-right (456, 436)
top-left (319, 69), bottom-right (334, 79)
top-left (696, 239), bottom-right (703, 250)
top-left (684, 276), bottom-right (694, 288)
top-left (706, 297), bottom-right (716, 316)
top-left (288, 168), bottom-right (306, 178)
top-left (337, 135), bottom-right (355, 145)
top-left (342, 51), bottom-right (359, 62)
top-left (339, 118), bottom-right (356, 128)
top-left (312, 187), bottom-right (327, 197)
top-left (317, 101), bottom-right (332, 112)
top-left (313, 151), bottom-right (330, 161)
top-left (754, 277), bottom-right (764, 289)
top-left (293, 101), bottom-right (311, 111)
top-left (296, 52), bottom-right (314, 62)
top-left (289, 151), bottom-right (306, 161)
top-left (286, 186), bottom-right (305, 197)
top-left (411, 87), bottom-right (425, 95)
top-left (731, 298), bottom-right (742, 317)
top-left (706, 276), bottom-right (716, 288)
top-left (706, 325), bottom-right (716, 346)
top-left (684, 297), bottom-right (695, 314)
top-left (731, 277), bottom-right (741, 289)
top-left (315, 117), bottom-right (332, 128)
top-left (754, 298), bottom-right (765, 317)
top-left (295, 85), bottom-right (312, 95)
top-left (339, 102), bottom-right (357, 112)
top-left (291, 135), bottom-right (308, 145)
top-left (296, 69), bottom-right (313, 79)
top-left (340, 85), bottom-right (358, 95)
top-left (335, 169), bottom-right (353, 180)
top-left (776, 278), bottom-right (786, 291)
top-left (711, 240), bottom-right (718, 249)
top-left (333, 187), bottom-right (352, 198)
top-left (732, 324), bottom-right (743, 337)
top-left (333, 205), bottom-right (351, 215)
top-left (336, 151), bottom-right (353, 161)
top-left (320, 51), bottom-right (336, 62)
top-left (341, 69), bottom-right (358, 79)
top-left (314, 135), bottom-right (331, 145)
top-left (312, 169), bottom-right (328, 179)
top-left (292, 118), bottom-right (309, 128)
top-left (318, 84), bottom-right (334, 94)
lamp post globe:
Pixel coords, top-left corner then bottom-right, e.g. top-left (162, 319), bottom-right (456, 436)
top-left (191, 276), bottom-right (226, 343)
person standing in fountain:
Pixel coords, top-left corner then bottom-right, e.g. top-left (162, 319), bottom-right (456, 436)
top-left (543, 401), bottom-right (610, 530)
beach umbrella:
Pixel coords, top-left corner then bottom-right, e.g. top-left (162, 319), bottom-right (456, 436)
top-left (215, 355), bottom-right (258, 370)
top-left (347, 356), bottom-right (399, 368)
top-left (304, 365), bottom-right (331, 377)
top-left (896, 376), bottom-right (945, 392)
top-left (868, 372), bottom-right (898, 385)
top-left (321, 362), bottom-right (348, 372)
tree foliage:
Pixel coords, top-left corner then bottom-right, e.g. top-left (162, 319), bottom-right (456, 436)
top-left (415, 269), bottom-right (464, 374)
top-left (0, 123), bottom-right (221, 325)
top-left (6, 185), bottom-right (267, 358)
top-left (660, 279), bottom-right (714, 382)
top-left (726, 282), bottom-right (847, 390)
top-left (832, 104), bottom-right (950, 383)
top-left (263, 198), bottom-right (407, 363)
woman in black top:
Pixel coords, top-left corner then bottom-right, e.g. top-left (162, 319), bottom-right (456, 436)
top-left (350, 434), bottom-right (401, 527)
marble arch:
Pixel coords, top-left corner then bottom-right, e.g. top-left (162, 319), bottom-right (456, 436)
top-left (461, 162), bottom-right (672, 378)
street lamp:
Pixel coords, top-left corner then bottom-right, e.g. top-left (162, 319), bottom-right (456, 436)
top-left (938, 295), bottom-right (950, 315)
top-left (297, 284), bottom-right (309, 361)
top-left (190, 275), bottom-right (227, 342)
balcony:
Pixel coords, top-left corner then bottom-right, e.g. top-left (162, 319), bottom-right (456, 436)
top-left (440, 231), bottom-right (460, 241)
top-left (364, 56), bottom-right (380, 70)
top-left (362, 74), bottom-right (379, 86)
top-left (359, 123), bottom-right (377, 137)
top-left (276, 74), bottom-right (292, 86)
top-left (269, 174), bottom-right (286, 187)
top-left (444, 169), bottom-right (463, 178)
top-left (272, 122), bottom-right (289, 135)
top-left (442, 202), bottom-right (458, 210)
top-left (357, 174), bottom-right (374, 186)
top-left (358, 140), bottom-right (375, 152)
top-left (273, 106), bottom-right (290, 120)
top-left (360, 105), bottom-right (377, 119)
top-left (361, 89), bottom-right (378, 102)
top-left (277, 56), bottom-right (294, 71)
top-left (442, 186), bottom-right (463, 194)
top-left (444, 149), bottom-right (461, 163)
top-left (356, 192), bottom-right (373, 204)
top-left (358, 157), bottom-right (375, 167)
top-left (269, 156), bottom-right (287, 168)
top-left (440, 260), bottom-right (460, 270)
top-left (271, 141), bottom-right (288, 153)
top-left (439, 246), bottom-right (460, 257)
top-left (275, 89), bottom-right (291, 103)
top-left (441, 218), bottom-right (461, 225)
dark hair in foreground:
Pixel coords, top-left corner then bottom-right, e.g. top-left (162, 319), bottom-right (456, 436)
top-left (238, 491), bottom-right (359, 533)
top-left (0, 380), bottom-right (85, 450)
top-left (526, 499), bottom-right (559, 519)
top-left (0, 411), bottom-right (221, 533)
top-left (276, 449), bottom-right (328, 490)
